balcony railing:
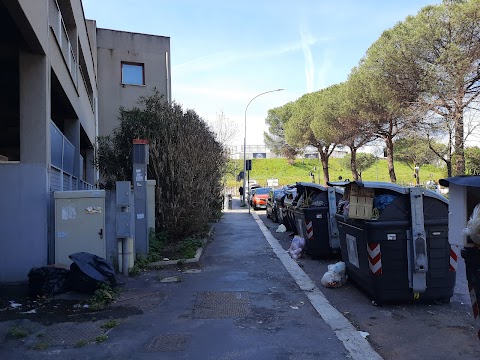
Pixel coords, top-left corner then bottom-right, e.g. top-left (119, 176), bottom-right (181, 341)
top-left (48, 0), bottom-right (77, 87)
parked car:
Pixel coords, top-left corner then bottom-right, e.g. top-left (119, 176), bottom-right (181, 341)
top-left (250, 187), bottom-right (271, 210)
top-left (266, 188), bottom-right (286, 223)
top-left (246, 184), bottom-right (261, 205)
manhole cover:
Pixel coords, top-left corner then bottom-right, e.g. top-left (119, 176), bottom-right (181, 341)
top-left (193, 291), bottom-right (251, 319)
top-left (113, 290), bottom-right (167, 312)
top-left (145, 334), bottom-right (190, 352)
top-left (45, 322), bottom-right (104, 346)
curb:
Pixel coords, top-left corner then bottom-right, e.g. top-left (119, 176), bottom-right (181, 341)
top-left (146, 223), bottom-right (215, 268)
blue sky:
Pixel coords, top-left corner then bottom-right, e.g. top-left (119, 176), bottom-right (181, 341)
top-left (83, 0), bottom-right (438, 146)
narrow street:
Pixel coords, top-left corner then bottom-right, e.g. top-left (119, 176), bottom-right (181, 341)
top-left (255, 209), bottom-right (480, 360)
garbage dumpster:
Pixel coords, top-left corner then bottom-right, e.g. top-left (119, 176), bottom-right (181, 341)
top-left (328, 181), bottom-right (454, 304)
top-left (439, 175), bottom-right (480, 339)
top-left (281, 185), bottom-right (299, 232)
top-left (293, 182), bottom-right (343, 258)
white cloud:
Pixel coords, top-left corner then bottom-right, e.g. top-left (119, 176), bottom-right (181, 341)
top-left (300, 23), bottom-right (315, 93)
top-left (317, 50), bottom-right (335, 90)
top-left (173, 36), bottom-right (329, 76)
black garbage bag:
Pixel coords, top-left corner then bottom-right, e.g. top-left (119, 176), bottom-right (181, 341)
top-left (28, 267), bottom-right (71, 297)
top-left (69, 252), bottom-right (117, 294)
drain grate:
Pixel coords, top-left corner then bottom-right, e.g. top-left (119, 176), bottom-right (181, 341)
top-left (45, 322), bottom-right (104, 346)
top-left (193, 291), bottom-right (251, 319)
top-left (145, 334), bottom-right (190, 352)
top-left (113, 290), bottom-right (167, 312)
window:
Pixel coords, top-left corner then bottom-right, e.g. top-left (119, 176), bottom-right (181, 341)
top-left (121, 62), bottom-right (145, 85)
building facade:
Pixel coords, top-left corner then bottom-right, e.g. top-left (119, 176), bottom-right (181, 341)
top-left (0, 0), bottom-right (170, 282)
top-left (95, 26), bottom-right (171, 137)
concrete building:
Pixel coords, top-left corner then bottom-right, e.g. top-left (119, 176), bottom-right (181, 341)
top-left (95, 27), bottom-right (171, 136)
top-left (0, 0), bottom-right (170, 282)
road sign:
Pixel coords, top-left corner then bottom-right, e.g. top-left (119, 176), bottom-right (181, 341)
top-left (267, 178), bottom-right (279, 187)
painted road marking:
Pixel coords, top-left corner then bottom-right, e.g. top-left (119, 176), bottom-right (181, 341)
top-left (251, 211), bottom-right (384, 360)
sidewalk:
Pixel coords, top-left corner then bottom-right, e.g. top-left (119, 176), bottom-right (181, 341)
top-left (0, 198), bottom-right (381, 359)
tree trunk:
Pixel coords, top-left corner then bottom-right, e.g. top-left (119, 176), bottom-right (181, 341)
top-left (446, 160), bottom-right (452, 178)
top-left (454, 110), bottom-right (465, 175)
top-left (319, 149), bottom-right (330, 184)
top-left (350, 147), bottom-right (359, 181)
top-left (385, 135), bottom-right (397, 183)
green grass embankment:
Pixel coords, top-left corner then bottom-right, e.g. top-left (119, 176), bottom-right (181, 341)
top-left (225, 158), bottom-right (447, 188)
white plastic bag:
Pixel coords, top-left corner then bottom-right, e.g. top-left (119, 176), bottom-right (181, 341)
top-left (321, 261), bottom-right (347, 288)
top-left (288, 235), bottom-right (306, 259)
top-left (276, 224), bottom-right (287, 233)
top-left (463, 204), bottom-right (480, 245)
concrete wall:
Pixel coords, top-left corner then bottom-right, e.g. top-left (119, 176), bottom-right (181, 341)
top-left (0, 164), bottom-right (48, 282)
top-left (0, 0), bottom-right (99, 282)
top-left (96, 28), bottom-right (171, 136)
top-left (13, 0), bottom-right (98, 144)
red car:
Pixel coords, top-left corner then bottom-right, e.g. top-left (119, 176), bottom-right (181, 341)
top-left (250, 187), bottom-right (271, 210)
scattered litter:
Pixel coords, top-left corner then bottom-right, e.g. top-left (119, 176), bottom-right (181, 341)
top-left (183, 269), bottom-right (202, 274)
top-left (359, 331), bottom-right (370, 339)
top-left (28, 266), bottom-right (71, 297)
top-left (160, 276), bottom-right (181, 283)
top-left (9, 301), bottom-right (22, 309)
top-left (300, 301), bottom-right (304, 305)
top-left (287, 235), bottom-right (306, 260)
top-left (83, 304), bottom-right (89, 309)
top-left (69, 252), bottom-right (117, 294)
top-left (321, 262), bottom-right (347, 288)
top-left (290, 306), bottom-right (299, 310)
top-left (20, 309), bottom-right (37, 314)
top-left (276, 224), bottom-right (287, 233)
top-left (163, 258), bottom-right (170, 261)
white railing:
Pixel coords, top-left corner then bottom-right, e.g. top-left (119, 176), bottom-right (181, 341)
top-left (79, 66), bottom-right (93, 110)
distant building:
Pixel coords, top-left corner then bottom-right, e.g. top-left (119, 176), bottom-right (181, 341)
top-left (227, 145), bottom-right (279, 159)
top-left (95, 26), bottom-right (171, 136)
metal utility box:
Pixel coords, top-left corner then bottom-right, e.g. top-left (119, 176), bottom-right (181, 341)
top-left (329, 181), bottom-right (454, 305)
top-left (292, 182), bottom-right (343, 258)
top-left (54, 190), bottom-right (106, 266)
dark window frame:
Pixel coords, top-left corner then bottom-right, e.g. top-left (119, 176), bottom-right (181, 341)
top-left (121, 61), bottom-right (145, 86)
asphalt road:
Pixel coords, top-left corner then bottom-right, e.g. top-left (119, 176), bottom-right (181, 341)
top-left (256, 209), bottom-right (480, 360)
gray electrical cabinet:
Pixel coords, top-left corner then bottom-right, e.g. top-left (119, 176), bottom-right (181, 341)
top-left (54, 190), bottom-right (106, 265)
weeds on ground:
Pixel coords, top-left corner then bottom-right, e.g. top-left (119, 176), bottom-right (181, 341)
top-left (33, 341), bottom-right (50, 350)
top-left (129, 231), bottom-right (204, 275)
top-left (88, 284), bottom-right (120, 311)
top-left (8, 327), bottom-right (28, 338)
top-left (100, 319), bottom-right (119, 329)
top-left (95, 334), bottom-right (108, 343)
top-left (75, 339), bottom-right (88, 348)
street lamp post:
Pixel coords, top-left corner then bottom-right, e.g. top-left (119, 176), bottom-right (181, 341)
top-left (242, 88), bottom-right (284, 205)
